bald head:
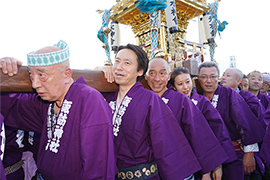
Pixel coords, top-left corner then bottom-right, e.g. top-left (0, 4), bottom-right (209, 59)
top-left (34, 46), bottom-right (63, 54)
top-left (145, 57), bottom-right (171, 97)
top-left (148, 58), bottom-right (171, 74)
top-left (229, 68), bottom-right (243, 80)
top-left (221, 68), bottom-right (243, 90)
top-left (33, 46), bottom-right (70, 70)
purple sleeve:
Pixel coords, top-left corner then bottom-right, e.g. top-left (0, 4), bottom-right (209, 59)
top-left (149, 96), bottom-right (201, 179)
top-left (240, 91), bottom-right (267, 129)
top-left (259, 126), bottom-right (270, 164)
top-left (79, 90), bottom-right (116, 179)
top-left (229, 91), bottom-right (265, 145)
top-left (0, 114), bottom-right (6, 180)
top-left (200, 99), bottom-right (236, 163)
top-left (1, 93), bottom-right (48, 133)
top-left (180, 98), bottom-right (228, 174)
top-left (264, 108), bottom-right (270, 126)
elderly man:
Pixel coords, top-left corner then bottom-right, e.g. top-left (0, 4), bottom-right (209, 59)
top-left (145, 58), bottom-right (235, 180)
top-left (98, 44), bottom-right (201, 180)
top-left (248, 70), bottom-right (270, 110)
top-left (198, 62), bottom-right (265, 180)
top-left (240, 74), bottom-right (249, 91)
top-left (221, 68), bottom-right (267, 129)
top-left (221, 68), bottom-right (267, 178)
top-left (261, 74), bottom-right (270, 96)
top-left (0, 40), bottom-right (116, 179)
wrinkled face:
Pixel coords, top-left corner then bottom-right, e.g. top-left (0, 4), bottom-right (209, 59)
top-left (113, 49), bottom-right (143, 88)
top-left (248, 72), bottom-right (263, 92)
top-left (240, 78), bottom-right (249, 91)
top-left (174, 73), bottom-right (192, 97)
top-left (145, 58), bottom-right (170, 96)
top-left (261, 80), bottom-right (270, 93)
top-left (198, 67), bottom-right (219, 94)
top-left (221, 69), bottom-right (240, 89)
top-left (28, 65), bottom-right (66, 102)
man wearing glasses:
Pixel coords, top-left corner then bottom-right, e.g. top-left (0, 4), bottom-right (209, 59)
top-left (261, 74), bottom-right (270, 96)
top-left (197, 62), bottom-right (265, 180)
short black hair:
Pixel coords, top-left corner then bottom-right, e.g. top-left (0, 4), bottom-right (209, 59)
top-left (169, 66), bottom-right (190, 87)
top-left (117, 44), bottom-right (149, 81)
top-left (198, 61), bottom-right (220, 76)
top-left (247, 70), bottom-right (262, 79)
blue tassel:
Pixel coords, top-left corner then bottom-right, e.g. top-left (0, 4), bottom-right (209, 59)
top-left (97, 29), bottom-right (104, 43)
top-left (218, 21), bottom-right (228, 32)
top-left (136, 0), bottom-right (167, 13)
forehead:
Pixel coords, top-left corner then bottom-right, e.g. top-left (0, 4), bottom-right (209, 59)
top-left (250, 72), bottom-right (262, 78)
top-left (116, 49), bottom-right (137, 60)
top-left (175, 73), bottom-right (190, 81)
top-left (242, 78), bottom-right (248, 82)
top-left (199, 66), bottom-right (218, 75)
top-left (28, 65), bottom-right (54, 73)
top-left (224, 69), bottom-right (237, 76)
top-left (149, 59), bottom-right (168, 71)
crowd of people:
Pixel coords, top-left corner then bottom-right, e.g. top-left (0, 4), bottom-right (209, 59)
top-left (0, 41), bottom-right (269, 180)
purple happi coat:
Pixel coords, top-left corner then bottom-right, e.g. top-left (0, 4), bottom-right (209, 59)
top-left (0, 114), bottom-right (6, 180)
top-left (260, 125), bottom-right (270, 164)
top-left (190, 88), bottom-right (236, 164)
top-left (239, 89), bottom-right (267, 129)
top-left (263, 108), bottom-right (270, 126)
top-left (205, 86), bottom-right (265, 179)
top-left (3, 126), bottom-right (24, 179)
top-left (234, 88), bottom-right (266, 175)
top-left (257, 91), bottom-right (270, 126)
top-left (257, 91), bottom-right (270, 110)
top-left (1, 77), bottom-right (116, 180)
top-left (162, 86), bottom-right (228, 174)
top-left (104, 81), bottom-right (201, 180)
top-left (209, 86), bottom-right (265, 145)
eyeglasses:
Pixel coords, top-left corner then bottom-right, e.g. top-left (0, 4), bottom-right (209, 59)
top-left (263, 81), bottom-right (270, 86)
top-left (198, 75), bottom-right (219, 81)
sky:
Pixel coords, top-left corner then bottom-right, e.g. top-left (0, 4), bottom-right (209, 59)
top-left (0, 0), bottom-right (269, 76)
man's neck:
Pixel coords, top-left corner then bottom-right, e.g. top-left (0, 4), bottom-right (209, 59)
top-left (261, 91), bottom-right (267, 95)
top-left (203, 91), bottom-right (215, 101)
top-left (249, 89), bottom-right (259, 96)
top-left (118, 82), bottom-right (136, 104)
top-left (157, 87), bottom-right (167, 97)
top-left (55, 79), bottom-right (74, 114)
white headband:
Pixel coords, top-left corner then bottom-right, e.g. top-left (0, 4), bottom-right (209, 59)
top-left (27, 40), bottom-right (70, 66)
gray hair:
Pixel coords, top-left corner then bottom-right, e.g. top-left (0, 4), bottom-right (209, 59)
top-left (58, 60), bottom-right (70, 72)
top-left (263, 74), bottom-right (270, 82)
top-left (247, 70), bottom-right (262, 79)
top-left (198, 61), bottom-right (220, 76)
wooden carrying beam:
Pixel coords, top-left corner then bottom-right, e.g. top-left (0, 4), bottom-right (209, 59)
top-left (0, 66), bottom-right (120, 93)
top-left (0, 66), bottom-right (150, 93)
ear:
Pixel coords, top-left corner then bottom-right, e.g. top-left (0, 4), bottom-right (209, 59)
top-left (168, 71), bottom-right (172, 81)
top-left (138, 69), bottom-right (144, 77)
top-left (237, 78), bottom-right (242, 86)
top-left (64, 68), bottom-right (72, 83)
top-left (145, 74), bottom-right (148, 81)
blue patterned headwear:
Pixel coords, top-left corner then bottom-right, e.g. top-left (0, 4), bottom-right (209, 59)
top-left (27, 40), bottom-right (70, 66)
